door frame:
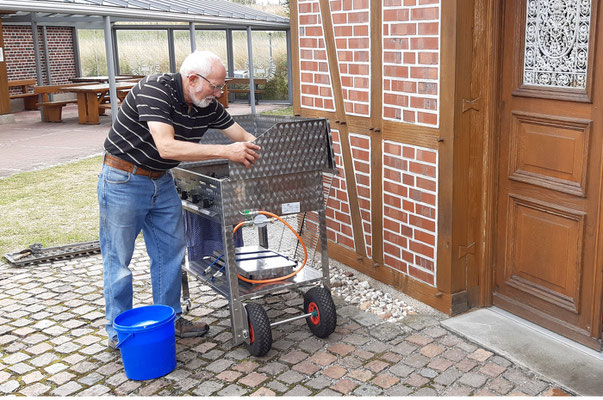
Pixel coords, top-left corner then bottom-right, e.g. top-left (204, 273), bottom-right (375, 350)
top-left (476, 0), bottom-right (603, 347)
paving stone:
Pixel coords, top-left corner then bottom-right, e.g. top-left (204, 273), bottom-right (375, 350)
top-left (47, 371), bottom-right (76, 385)
top-left (385, 383), bottom-right (413, 396)
top-left (238, 372), bottom-right (268, 387)
top-left (362, 340), bottom-right (391, 354)
top-left (479, 361), bottom-right (506, 377)
top-left (284, 385), bottom-right (312, 396)
top-left (51, 381), bottom-right (82, 396)
top-left (266, 380), bottom-right (289, 393)
top-left (315, 388), bottom-right (343, 396)
top-left (365, 359), bottom-right (390, 373)
top-left (353, 384), bottom-right (384, 396)
top-left (371, 373), bottom-right (400, 389)
top-left (0, 380), bottom-right (19, 394)
top-left (475, 388), bottom-right (497, 396)
top-left (19, 382), bottom-right (51, 396)
top-left (206, 359), bottom-right (234, 374)
top-left (328, 343), bottom-right (355, 357)
top-left (96, 361), bottom-right (122, 376)
top-left (348, 368), bottom-right (374, 382)
top-left (278, 370), bottom-right (305, 384)
top-left (340, 355), bottom-right (364, 368)
top-left (250, 387), bottom-right (276, 396)
top-left (459, 371), bottom-right (488, 388)
top-left (343, 334), bottom-right (371, 346)
top-left (405, 372), bottom-right (429, 387)
top-left (78, 372), bottom-right (104, 386)
top-left (293, 360), bottom-right (321, 375)
top-left (30, 352), bottom-right (59, 367)
top-left (420, 367), bottom-right (438, 379)
top-left (491, 355), bottom-right (513, 367)
top-left (443, 384), bottom-right (474, 396)
top-left (487, 376), bottom-right (514, 395)
top-left (420, 343), bottom-right (446, 358)
top-left (323, 365), bottom-right (347, 379)
top-left (406, 334), bottom-right (434, 346)
top-left (24, 342), bottom-right (53, 355)
top-left (518, 379), bottom-right (550, 396)
top-left (456, 358), bottom-right (478, 372)
top-left (456, 340), bottom-right (479, 353)
top-left (369, 322), bottom-right (409, 341)
top-left (331, 378), bottom-right (358, 395)
top-left (389, 361), bottom-right (414, 378)
top-left (258, 361), bottom-right (289, 375)
top-left (428, 357), bottom-right (453, 371)
top-left (468, 348), bottom-right (493, 362)
top-left (380, 351), bottom-right (403, 363)
top-left (279, 350), bottom-right (308, 364)
top-left (232, 360), bottom-right (259, 373)
top-left (78, 384), bottom-right (111, 396)
top-left (310, 351), bottom-right (337, 366)
top-left (442, 348), bottom-right (467, 362)
top-left (21, 370), bottom-right (45, 385)
top-left (403, 353), bottom-right (430, 368)
top-left (217, 384), bottom-right (248, 396)
top-left (54, 341), bottom-right (82, 354)
top-left (306, 375), bottom-right (333, 390)
top-left (106, 372), bottom-right (129, 386)
top-left (70, 361), bottom-right (100, 374)
top-left (3, 352), bottom-right (29, 365)
top-left (434, 366), bottom-right (462, 386)
top-left (412, 387), bottom-right (438, 396)
top-left (391, 341), bottom-right (417, 355)
top-left (215, 370), bottom-right (242, 382)
top-left (8, 363), bottom-right (34, 374)
top-left (422, 326), bottom-right (448, 338)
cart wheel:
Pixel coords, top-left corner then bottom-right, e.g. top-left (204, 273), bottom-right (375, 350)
top-left (245, 303), bottom-right (272, 357)
top-left (304, 286), bottom-right (337, 338)
top-left (182, 299), bottom-right (192, 314)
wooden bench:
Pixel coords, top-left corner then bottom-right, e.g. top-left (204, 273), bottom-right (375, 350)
top-left (226, 78), bottom-right (267, 105)
top-left (33, 83), bottom-right (93, 122)
top-left (8, 79), bottom-right (38, 110)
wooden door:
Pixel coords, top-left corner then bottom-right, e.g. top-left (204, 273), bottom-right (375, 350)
top-left (494, 0), bottom-right (603, 349)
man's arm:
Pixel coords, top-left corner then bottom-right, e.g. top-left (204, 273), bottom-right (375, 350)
top-left (147, 121), bottom-right (260, 168)
top-left (219, 121), bottom-right (256, 143)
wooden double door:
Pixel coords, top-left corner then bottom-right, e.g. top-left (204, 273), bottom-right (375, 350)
top-left (494, 0), bottom-right (603, 349)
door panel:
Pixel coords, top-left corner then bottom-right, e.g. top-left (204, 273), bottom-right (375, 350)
top-left (494, 0), bottom-right (602, 349)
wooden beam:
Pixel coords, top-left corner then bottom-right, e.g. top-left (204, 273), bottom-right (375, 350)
top-left (370, 0), bottom-right (384, 266)
top-left (0, 18), bottom-right (10, 115)
top-left (290, 0), bottom-right (302, 116)
top-left (382, 120), bottom-right (440, 150)
top-left (318, 0), bottom-right (367, 258)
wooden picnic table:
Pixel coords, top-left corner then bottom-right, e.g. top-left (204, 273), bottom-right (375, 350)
top-left (71, 75), bottom-right (143, 83)
top-left (59, 81), bottom-right (136, 125)
top-left (8, 78), bottom-right (38, 110)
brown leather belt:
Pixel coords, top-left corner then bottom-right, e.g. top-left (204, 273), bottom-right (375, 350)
top-left (104, 154), bottom-right (165, 179)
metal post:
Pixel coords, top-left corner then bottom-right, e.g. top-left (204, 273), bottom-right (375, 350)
top-left (103, 16), bottom-right (119, 122)
top-left (226, 29), bottom-right (235, 103)
top-left (112, 26), bottom-right (120, 75)
top-left (73, 27), bottom-right (81, 77)
top-left (41, 26), bottom-right (52, 85)
top-left (31, 13), bottom-right (44, 119)
top-left (189, 22), bottom-right (196, 52)
top-left (258, 226), bottom-right (269, 249)
top-left (286, 29), bottom-right (293, 105)
top-left (269, 32), bottom-right (273, 78)
top-left (167, 28), bottom-right (176, 73)
top-left (31, 14), bottom-right (43, 85)
top-left (246, 26), bottom-right (256, 114)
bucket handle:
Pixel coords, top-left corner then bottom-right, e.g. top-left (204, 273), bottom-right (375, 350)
top-left (116, 333), bottom-right (134, 349)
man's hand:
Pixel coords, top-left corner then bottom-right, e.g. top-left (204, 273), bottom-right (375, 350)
top-left (226, 142), bottom-right (260, 168)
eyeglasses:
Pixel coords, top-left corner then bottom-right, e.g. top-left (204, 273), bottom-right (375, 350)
top-left (191, 73), bottom-right (225, 92)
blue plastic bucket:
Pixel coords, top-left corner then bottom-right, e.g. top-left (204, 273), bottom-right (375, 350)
top-left (113, 305), bottom-right (177, 380)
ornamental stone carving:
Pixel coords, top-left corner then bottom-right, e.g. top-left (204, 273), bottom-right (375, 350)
top-left (523, 0), bottom-right (592, 89)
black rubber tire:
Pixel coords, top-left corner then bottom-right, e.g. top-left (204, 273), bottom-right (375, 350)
top-left (245, 303), bottom-right (272, 357)
top-left (304, 286), bottom-right (337, 338)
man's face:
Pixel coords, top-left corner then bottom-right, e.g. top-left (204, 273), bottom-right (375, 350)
top-left (189, 66), bottom-right (226, 108)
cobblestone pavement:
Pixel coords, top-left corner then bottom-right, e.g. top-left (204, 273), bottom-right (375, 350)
top-left (0, 242), bottom-right (573, 396)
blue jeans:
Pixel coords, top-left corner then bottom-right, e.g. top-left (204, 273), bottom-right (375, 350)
top-left (98, 162), bottom-right (185, 340)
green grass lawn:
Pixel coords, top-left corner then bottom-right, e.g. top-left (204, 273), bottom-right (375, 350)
top-left (0, 156), bottom-right (102, 260)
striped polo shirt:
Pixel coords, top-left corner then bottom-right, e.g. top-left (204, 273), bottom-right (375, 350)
top-left (103, 73), bottom-right (234, 171)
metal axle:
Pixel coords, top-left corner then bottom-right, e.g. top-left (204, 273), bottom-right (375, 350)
top-left (270, 311), bottom-right (315, 328)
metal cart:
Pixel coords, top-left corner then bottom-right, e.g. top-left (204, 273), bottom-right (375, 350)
top-left (174, 115), bottom-right (337, 356)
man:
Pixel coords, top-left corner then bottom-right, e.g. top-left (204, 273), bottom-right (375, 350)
top-left (98, 50), bottom-right (260, 348)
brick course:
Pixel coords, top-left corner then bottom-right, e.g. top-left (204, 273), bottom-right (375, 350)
top-left (3, 26), bottom-right (77, 95)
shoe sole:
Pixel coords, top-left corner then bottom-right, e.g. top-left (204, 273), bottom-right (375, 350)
top-left (175, 327), bottom-right (209, 338)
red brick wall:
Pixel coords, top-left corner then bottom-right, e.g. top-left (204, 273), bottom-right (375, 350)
top-left (296, 0), bottom-right (441, 287)
top-left (298, 0), bottom-right (336, 111)
top-left (3, 25), bottom-right (77, 94)
top-left (383, 0), bottom-right (440, 126)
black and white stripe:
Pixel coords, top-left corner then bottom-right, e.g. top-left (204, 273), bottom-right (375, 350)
top-left (103, 73), bottom-right (234, 171)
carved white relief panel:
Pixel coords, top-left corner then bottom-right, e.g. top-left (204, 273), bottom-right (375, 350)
top-left (523, 0), bottom-right (592, 89)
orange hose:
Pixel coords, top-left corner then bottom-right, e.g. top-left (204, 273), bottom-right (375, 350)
top-left (232, 211), bottom-right (307, 284)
